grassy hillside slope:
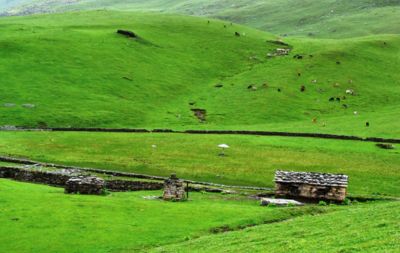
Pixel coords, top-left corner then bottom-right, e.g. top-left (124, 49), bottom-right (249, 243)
top-left (151, 200), bottom-right (400, 253)
top-left (0, 11), bottom-right (399, 137)
top-left (3, 0), bottom-right (400, 38)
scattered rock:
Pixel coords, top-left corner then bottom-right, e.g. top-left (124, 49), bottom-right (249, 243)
top-left (143, 196), bottom-right (161, 200)
top-left (293, 54), bottom-right (303, 59)
top-left (117, 29), bottom-right (137, 38)
top-left (266, 40), bottom-right (289, 47)
top-left (122, 76), bottom-right (133, 81)
top-left (191, 108), bottom-right (207, 122)
top-left (268, 48), bottom-right (291, 57)
top-left (22, 104), bottom-right (35, 108)
top-left (222, 190), bottom-right (237, 195)
top-left (260, 198), bottom-right (304, 206)
top-left (376, 143), bottom-right (395, 150)
top-left (65, 176), bottom-right (105, 195)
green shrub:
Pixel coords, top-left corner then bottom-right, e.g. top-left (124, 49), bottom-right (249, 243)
top-left (318, 201), bottom-right (327, 206)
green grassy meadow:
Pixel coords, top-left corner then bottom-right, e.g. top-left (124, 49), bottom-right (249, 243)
top-left (151, 200), bottom-right (400, 253)
top-left (0, 2), bottom-right (399, 253)
top-left (0, 131), bottom-right (398, 197)
top-left (0, 179), bottom-right (328, 252)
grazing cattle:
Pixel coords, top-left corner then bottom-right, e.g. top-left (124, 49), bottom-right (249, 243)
top-left (342, 104), bottom-right (348, 109)
top-left (278, 88), bottom-right (282, 92)
top-left (309, 55), bottom-right (313, 58)
top-left (336, 61), bottom-right (341, 65)
top-left (298, 72), bottom-right (301, 77)
top-left (224, 25), bottom-right (227, 28)
top-left (329, 97), bottom-right (335, 102)
top-left (336, 97), bottom-right (341, 102)
top-left (312, 118), bottom-right (317, 123)
top-left (300, 85), bottom-right (306, 92)
top-left (346, 89), bottom-right (354, 95)
top-left (366, 122), bottom-right (370, 127)
top-left (235, 32), bottom-right (241, 37)
top-left (312, 79), bottom-right (317, 83)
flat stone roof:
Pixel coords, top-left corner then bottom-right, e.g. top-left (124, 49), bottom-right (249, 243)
top-left (275, 170), bottom-right (348, 187)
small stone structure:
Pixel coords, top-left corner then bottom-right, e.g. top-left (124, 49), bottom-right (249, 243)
top-left (275, 170), bottom-right (348, 201)
top-left (163, 174), bottom-right (186, 201)
top-left (65, 176), bottom-right (105, 195)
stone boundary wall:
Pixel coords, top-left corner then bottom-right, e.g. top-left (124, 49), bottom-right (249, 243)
top-left (105, 180), bottom-right (163, 191)
top-left (0, 156), bottom-right (273, 191)
top-left (0, 166), bottom-right (163, 192)
top-left (1, 127), bottom-right (399, 143)
top-left (0, 166), bottom-right (70, 187)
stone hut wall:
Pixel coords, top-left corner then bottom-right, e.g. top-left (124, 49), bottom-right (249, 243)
top-left (275, 171), bottom-right (348, 201)
top-left (275, 182), bottom-right (347, 201)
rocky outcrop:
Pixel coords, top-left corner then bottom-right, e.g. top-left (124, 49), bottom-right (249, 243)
top-left (260, 198), bottom-right (304, 206)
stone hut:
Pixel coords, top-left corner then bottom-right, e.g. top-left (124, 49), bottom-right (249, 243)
top-left (275, 170), bottom-right (348, 201)
top-left (65, 176), bottom-right (105, 195)
top-left (163, 174), bottom-right (186, 201)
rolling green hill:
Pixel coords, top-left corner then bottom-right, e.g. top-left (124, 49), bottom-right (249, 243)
top-left (0, 11), bottom-right (399, 137)
top-left (2, 0), bottom-right (400, 38)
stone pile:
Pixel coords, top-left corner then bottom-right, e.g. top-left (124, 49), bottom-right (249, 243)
top-left (267, 48), bottom-right (291, 57)
top-left (163, 174), bottom-right (186, 201)
top-left (65, 176), bottom-right (105, 195)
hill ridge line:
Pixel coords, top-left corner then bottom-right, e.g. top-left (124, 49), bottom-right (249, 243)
top-left (1, 127), bottom-right (399, 143)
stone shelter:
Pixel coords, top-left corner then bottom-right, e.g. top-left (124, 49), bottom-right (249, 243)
top-left (163, 174), bottom-right (187, 201)
top-left (275, 170), bottom-right (348, 201)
